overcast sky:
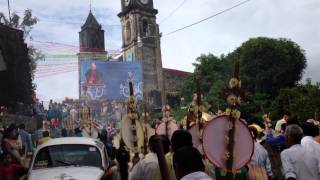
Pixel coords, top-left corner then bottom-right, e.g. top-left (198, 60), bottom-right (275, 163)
top-left (0, 0), bottom-right (319, 101)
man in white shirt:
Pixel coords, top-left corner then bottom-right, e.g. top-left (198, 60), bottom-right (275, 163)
top-left (281, 124), bottom-right (320, 180)
top-left (129, 135), bottom-right (170, 180)
top-left (173, 146), bottom-right (212, 180)
top-left (275, 112), bottom-right (289, 133)
top-left (301, 122), bottom-right (320, 163)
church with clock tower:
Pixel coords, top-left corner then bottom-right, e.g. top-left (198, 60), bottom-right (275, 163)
top-left (78, 0), bottom-right (190, 110)
top-left (118, 0), bottom-right (165, 108)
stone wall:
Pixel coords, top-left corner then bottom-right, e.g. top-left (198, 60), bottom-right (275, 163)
top-left (163, 68), bottom-right (191, 106)
top-left (0, 24), bottom-right (33, 108)
top-left (163, 68), bottom-right (190, 95)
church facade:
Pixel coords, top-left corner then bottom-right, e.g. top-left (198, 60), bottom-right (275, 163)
top-left (118, 0), bottom-right (165, 108)
top-left (78, 0), bottom-right (190, 109)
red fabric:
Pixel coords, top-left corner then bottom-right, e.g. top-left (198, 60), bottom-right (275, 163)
top-left (0, 163), bottom-right (24, 180)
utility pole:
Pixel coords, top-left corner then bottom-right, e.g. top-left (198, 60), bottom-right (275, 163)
top-left (7, 0), bottom-right (11, 24)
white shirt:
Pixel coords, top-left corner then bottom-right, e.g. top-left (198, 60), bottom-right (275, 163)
top-left (301, 136), bottom-right (320, 163)
top-left (181, 171), bottom-right (212, 180)
top-left (251, 142), bottom-right (273, 177)
top-left (129, 153), bottom-right (159, 180)
top-left (275, 118), bottom-right (286, 132)
top-left (281, 144), bottom-right (320, 180)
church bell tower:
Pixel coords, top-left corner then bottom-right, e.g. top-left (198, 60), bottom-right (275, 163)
top-left (78, 10), bottom-right (108, 99)
top-left (118, 0), bottom-right (164, 109)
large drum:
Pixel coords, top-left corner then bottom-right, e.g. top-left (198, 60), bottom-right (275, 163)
top-left (188, 123), bottom-right (204, 153)
top-left (120, 116), bottom-right (144, 153)
top-left (202, 115), bottom-right (254, 171)
top-left (156, 120), bottom-right (179, 140)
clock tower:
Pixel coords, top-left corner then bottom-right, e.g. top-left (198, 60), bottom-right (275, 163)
top-left (119, 0), bottom-right (164, 109)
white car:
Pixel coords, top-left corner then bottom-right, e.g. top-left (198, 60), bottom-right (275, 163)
top-left (28, 137), bottom-right (109, 180)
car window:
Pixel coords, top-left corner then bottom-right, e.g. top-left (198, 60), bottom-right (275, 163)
top-left (33, 144), bottom-right (102, 169)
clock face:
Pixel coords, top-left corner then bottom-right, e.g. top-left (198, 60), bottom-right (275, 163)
top-left (140, 0), bottom-right (149, 4)
top-left (125, 0), bottom-right (131, 6)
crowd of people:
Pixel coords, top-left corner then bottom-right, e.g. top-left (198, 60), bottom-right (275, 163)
top-left (0, 105), bottom-right (320, 180)
top-left (102, 112), bottom-right (320, 180)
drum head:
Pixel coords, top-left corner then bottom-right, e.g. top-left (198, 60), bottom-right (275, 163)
top-left (188, 123), bottom-right (204, 154)
top-left (156, 120), bottom-right (179, 140)
top-left (120, 116), bottom-right (144, 153)
top-left (202, 115), bottom-right (254, 171)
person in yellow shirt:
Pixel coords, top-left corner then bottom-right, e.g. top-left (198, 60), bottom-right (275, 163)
top-left (37, 131), bottom-right (51, 146)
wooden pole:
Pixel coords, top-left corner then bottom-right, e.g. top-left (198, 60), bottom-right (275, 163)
top-left (154, 136), bottom-right (171, 180)
top-left (195, 79), bottom-right (203, 129)
top-left (226, 61), bottom-right (240, 180)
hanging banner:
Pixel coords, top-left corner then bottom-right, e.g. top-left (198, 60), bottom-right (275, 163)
top-left (79, 61), bottom-right (143, 100)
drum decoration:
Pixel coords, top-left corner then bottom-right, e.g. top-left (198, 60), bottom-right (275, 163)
top-left (120, 82), bottom-right (144, 154)
top-left (80, 105), bottom-right (99, 139)
top-left (260, 105), bottom-right (272, 128)
top-left (156, 104), bottom-right (179, 140)
top-left (203, 62), bottom-right (253, 180)
top-left (185, 92), bottom-right (197, 129)
top-left (186, 79), bottom-right (209, 153)
top-left (262, 114), bottom-right (272, 128)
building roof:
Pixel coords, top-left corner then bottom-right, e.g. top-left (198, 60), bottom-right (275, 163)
top-left (162, 68), bottom-right (191, 78)
top-left (82, 11), bottom-right (101, 29)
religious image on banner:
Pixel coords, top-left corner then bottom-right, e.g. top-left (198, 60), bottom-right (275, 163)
top-left (80, 60), bottom-right (143, 100)
top-left (119, 71), bottom-right (143, 100)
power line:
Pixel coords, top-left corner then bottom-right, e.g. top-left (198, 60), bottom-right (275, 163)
top-left (163, 0), bottom-right (252, 37)
top-left (159, 0), bottom-right (188, 24)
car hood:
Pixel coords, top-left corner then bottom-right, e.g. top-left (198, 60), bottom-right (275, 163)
top-left (28, 166), bottom-right (104, 180)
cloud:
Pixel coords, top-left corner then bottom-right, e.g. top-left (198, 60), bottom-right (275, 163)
top-left (0, 0), bottom-right (319, 101)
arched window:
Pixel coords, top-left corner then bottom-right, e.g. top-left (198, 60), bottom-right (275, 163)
top-left (142, 19), bottom-right (148, 37)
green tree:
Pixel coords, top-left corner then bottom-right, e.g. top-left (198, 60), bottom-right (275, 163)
top-left (180, 37), bottom-right (308, 120)
top-left (227, 37), bottom-right (307, 96)
top-left (180, 54), bottom-right (233, 112)
top-left (270, 80), bottom-right (320, 122)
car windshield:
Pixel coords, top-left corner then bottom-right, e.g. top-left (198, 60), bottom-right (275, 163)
top-left (33, 144), bottom-right (102, 169)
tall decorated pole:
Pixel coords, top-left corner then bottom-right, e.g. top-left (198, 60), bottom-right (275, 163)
top-left (120, 81), bottom-right (147, 170)
top-left (142, 103), bottom-right (149, 155)
top-left (202, 62), bottom-right (253, 180)
top-left (195, 79), bottom-right (203, 131)
top-left (128, 82), bottom-right (139, 152)
top-left (222, 62), bottom-right (246, 179)
top-left (156, 94), bottom-right (179, 140)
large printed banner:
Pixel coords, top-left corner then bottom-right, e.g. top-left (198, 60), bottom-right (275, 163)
top-left (80, 61), bottom-right (143, 100)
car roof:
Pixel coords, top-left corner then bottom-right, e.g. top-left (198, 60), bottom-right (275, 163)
top-left (38, 137), bottom-right (103, 149)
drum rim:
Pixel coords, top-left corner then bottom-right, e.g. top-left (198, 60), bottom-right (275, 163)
top-left (120, 116), bottom-right (145, 152)
top-left (202, 115), bottom-right (254, 171)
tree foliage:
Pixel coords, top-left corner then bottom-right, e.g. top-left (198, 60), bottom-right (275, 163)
top-left (270, 81), bottom-right (320, 122)
top-left (228, 37), bottom-right (307, 96)
top-left (180, 54), bottom-right (233, 112)
top-left (180, 37), bottom-right (309, 122)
